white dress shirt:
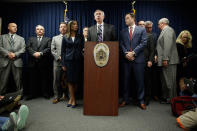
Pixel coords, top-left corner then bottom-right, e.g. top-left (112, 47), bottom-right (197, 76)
top-left (37, 36), bottom-right (43, 41)
top-left (128, 24), bottom-right (136, 34)
top-left (9, 33), bottom-right (16, 39)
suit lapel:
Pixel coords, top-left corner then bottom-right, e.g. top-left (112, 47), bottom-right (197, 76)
top-left (125, 28), bottom-right (130, 41)
top-left (37, 37), bottom-right (44, 49)
top-left (132, 26), bottom-right (138, 41)
top-left (13, 34), bottom-right (19, 47)
top-left (103, 23), bottom-right (106, 41)
top-left (93, 25), bottom-right (97, 41)
top-left (158, 27), bottom-right (167, 40)
top-left (6, 34), bottom-right (12, 44)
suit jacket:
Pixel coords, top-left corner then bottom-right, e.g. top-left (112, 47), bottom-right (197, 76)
top-left (144, 33), bottom-right (155, 62)
top-left (0, 34), bottom-right (25, 68)
top-left (61, 34), bottom-right (84, 66)
top-left (51, 34), bottom-right (63, 67)
top-left (26, 36), bottom-right (51, 68)
top-left (119, 26), bottom-right (147, 63)
top-left (156, 26), bottom-right (179, 66)
top-left (87, 23), bottom-right (116, 42)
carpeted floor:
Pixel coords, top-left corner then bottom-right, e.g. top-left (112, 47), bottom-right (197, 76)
top-left (21, 98), bottom-right (181, 131)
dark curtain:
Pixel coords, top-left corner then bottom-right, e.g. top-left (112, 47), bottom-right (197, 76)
top-left (0, 1), bottom-right (196, 47)
top-left (0, 1), bottom-right (197, 95)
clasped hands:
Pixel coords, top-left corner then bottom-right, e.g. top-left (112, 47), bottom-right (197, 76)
top-left (125, 51), bottom-right (135, 61)
top-left (8, 52), bottom-right (16, 60)
top-left (33, 52), bottom-right (42, 58)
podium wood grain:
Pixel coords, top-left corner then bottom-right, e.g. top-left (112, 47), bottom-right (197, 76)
top-left (83, 41), bottom-right (119, 116)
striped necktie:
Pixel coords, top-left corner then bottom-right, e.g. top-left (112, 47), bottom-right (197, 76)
top-left (37, 36), bottom-right (41, 47)
top-left (10, 34), bottom-right (14, 47)
top-left (97, 24), bottom-right (103, 42)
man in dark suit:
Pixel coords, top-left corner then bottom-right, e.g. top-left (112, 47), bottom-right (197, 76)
top-left (119, 13), bottom-right (147, 110)
top-left (26, 25), bottom-right (52, 100)
top-left (145, 21), bottom-right (161, 101)
top-left (0, 23), bottom-right (25, 95)
top-left (88, 9), bottom-right (116, 42)
top-left (138, 21), bottom-right (155, 105)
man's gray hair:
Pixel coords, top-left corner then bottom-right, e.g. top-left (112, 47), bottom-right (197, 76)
top-left (145, 21), bottom-right (153, 26)
top-left (94, 9), bottom-right (105, 17)
top-left (158, 18), bottom-right (169, 25)
top-left (35, 25), bottom-right (45, 30)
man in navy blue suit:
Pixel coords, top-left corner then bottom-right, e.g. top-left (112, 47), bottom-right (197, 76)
top-left (119, 13), bottom-right (147, 110)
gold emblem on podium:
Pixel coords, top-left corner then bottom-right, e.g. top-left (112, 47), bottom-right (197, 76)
top-left (93, 43), bottom-right (110, 67)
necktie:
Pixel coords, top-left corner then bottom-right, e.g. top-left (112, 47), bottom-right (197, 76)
top-left (37, 36), bottom-right (41, 47)
top-left (97, 24), bottom-right (103, 42)
top-left (130, 27), bottom-right (133, 51)
top-left (10, 34), bottom-right (14, 47)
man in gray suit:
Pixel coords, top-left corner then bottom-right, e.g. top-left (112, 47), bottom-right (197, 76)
top-left (88, 9), bottom-right (116, 42)
top-left (156, 18), bottom-right (179, 103)
top-left (0, 23), bottom-right (25, 95)
top-left (51, 22), bottom-right (67, 104)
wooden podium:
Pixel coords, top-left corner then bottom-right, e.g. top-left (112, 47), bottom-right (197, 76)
top-left (83, 41), bottom-right (119, 116)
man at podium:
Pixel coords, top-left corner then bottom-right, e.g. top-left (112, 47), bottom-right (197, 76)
top-left (87, 9), bottom-right (116, 42)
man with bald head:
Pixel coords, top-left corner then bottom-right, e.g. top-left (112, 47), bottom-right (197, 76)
top-left (0, 23), bottom-right (25, 95)
top-left (88, 9), bottom-right (116, 42)
top-left (156, 18), bottom-right (179, 103)
top-left (26, 25), bottom-right (51, 100)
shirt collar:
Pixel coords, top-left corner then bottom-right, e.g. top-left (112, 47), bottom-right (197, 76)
top-left (97, 22), bottom-right (104, 27)
top-left (37, 36), bottom-right (43, 38)
top-left (129, 24), bottom-right (135, 29)
top-left (162, 25), bottom-right (168, 31)
top-left (9, 33), bottom-right (15, 37)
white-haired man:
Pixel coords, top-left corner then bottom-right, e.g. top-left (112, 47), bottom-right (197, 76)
top-left (26, 25), bottom-right (52, 100)
top-left (145, 21), bottom-right (160, 101)
top-left (156, 18), bottom-right (179, 104)
top-left (88, 9), bottom-right (116, 42)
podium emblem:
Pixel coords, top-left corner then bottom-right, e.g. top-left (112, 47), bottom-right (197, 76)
top-left (93, 43), bottom-right (110, 67)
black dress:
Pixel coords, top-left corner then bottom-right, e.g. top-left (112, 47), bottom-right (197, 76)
top-left (61, 34), bottom-right (84, 83)
top-left (176, 43), bottom-right (193, 79)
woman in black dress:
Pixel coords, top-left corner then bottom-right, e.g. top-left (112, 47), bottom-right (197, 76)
top-left (61, 20), bottom-right (84, 108)
top-left (176, 30), bottom-right (193, 94)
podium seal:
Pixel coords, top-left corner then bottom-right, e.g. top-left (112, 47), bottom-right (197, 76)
top-left (93, 43), bottom-right (110, 67)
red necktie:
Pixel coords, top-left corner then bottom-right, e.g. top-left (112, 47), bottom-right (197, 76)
top-left (130, 26), bottom-right (133, 51)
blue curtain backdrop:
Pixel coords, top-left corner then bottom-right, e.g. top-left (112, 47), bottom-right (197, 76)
top-left (0, 1), bottom-right (196, 95)
top-left (0, 1), bottom-right (196, 48)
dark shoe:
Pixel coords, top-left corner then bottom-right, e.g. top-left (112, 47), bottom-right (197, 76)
top-left (52, 98), bottom-right (60, 104)
top-left (160, 98), bottom-right (170, 104)
top-left (140, 104), bottom-right (146, 110)
top-left (67, 104), bottom-right (72, 107)
top-left (43, 95), bottom-right (50, 99)
top-left (71, 104), bottom-right (77, 108)
top-left (145, 99), bottom-right (150, 106)
top-left (153, 96), bottom-right (159, 101)
top-left (145, 97), bottom-right (150, 106)
top-left (119, 101), bottom-right (129, 107)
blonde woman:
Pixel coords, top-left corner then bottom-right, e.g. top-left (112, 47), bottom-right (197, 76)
top-left (176, 30), bottom-right (193, 81)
